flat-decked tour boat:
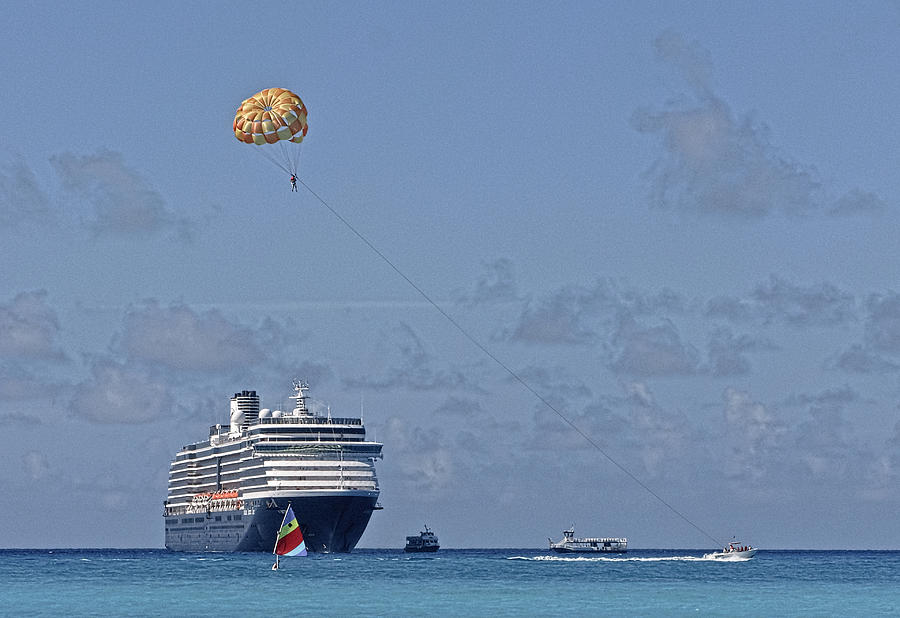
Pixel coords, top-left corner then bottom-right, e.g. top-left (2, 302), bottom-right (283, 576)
top-left (549, 527), bottom-right (627, 553)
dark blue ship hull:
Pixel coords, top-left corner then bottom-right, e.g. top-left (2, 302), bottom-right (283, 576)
top-left (165, 495), bottom-right (378, 553)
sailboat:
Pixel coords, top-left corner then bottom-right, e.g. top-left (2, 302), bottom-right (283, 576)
top-left (272, 504), bottom-right (307, 570)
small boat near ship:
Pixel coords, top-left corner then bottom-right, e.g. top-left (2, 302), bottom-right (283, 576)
top-left (405, 525), bottom-right (440, 552)
top-left (705, 541), bottom-right (757, 560)
top-left (549, 527), bottom-right (627, 553)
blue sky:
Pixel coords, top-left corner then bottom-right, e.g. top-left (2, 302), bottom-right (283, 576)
top-left (2, 1), bottom-right (900, 549)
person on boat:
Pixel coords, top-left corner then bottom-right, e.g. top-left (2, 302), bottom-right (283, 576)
top-left (290, 174), bottom-right (298, 191)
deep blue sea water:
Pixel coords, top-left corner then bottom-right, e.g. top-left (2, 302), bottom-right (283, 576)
top-left (1, 549), bottom-right (898, 616)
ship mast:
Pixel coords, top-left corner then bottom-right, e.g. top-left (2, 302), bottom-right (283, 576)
top-left (290, 379), bottom-right (312, 416)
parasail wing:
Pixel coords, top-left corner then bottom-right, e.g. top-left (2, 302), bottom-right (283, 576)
top-left (233, 88), bottom-right (308, 146)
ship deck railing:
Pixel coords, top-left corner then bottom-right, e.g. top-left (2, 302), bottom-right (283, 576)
top-left (257, 416), bottom-right (363, 426)
top-left (253, 442), bottom-right (382, 454)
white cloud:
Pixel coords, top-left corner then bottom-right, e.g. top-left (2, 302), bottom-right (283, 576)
top-left (343, 323), bottom-right (471, 391)
top-left (793, 404), bottom-right (856, 480)
top-left (706, 326), bottom-right (776, 377)
top-left (69, 358), bottom-right (175, 423)
top-left (0, 364), bottom-right (64, 402)
top-left (501, 278), bottom-right (685, 346)
top-left (706, 275), bottom-right (856, 328)
top-left (0, 160), bottom-right (50, 226)
top-left (50, 149), bottom-right (193, 238)
top-left (622, 382), bottom-right (695, 478)
top-left (720, 388), bottom-right (785, 482)
top-left (0, 411), bottom-right (42, 425)
top-left (433, 395), bottom-right (487, 418)
top-left (504, 285), bottom-right (601, 345)
top-left (863, 292), bottom-right (900, 354)
top-left (99, 489), bottom-right (130, 511)
top-left (784, 385), bottom-right (861, 408)
top-left (23, 451), bottom-right (49, 481)
top-left (529, 398), bottom-right (628, 452)
top-left (829, 344), bottom-right (898, 374)
top-left (610, 316), bottom-right (699, 376)
top-left (508, 365), bottom-right (592, 402)
top-left (826, 292), bottom-right (900, 375)
top-left (457, 258), bottom-right (521, 305)
top-left (829, 189), bottom-right (888, 217)
top-left (0, 290), bottom-right (66, 360)
top-left (625, 381), bottom-right (655, 408)
top-left (116, 301), bottom-right (267, 372)
top-left (634, 31), bottom-right (885, 220)
top-left (380, 416), bottom-right (457, 496)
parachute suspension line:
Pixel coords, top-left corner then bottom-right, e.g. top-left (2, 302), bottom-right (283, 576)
top-left (277, 140), bottom-right (297, 176)
top-left (252, 145), bottom-right (291, 175)
top-left (277, 141), bottom-right (288, 174)
top-left (291, 142), bottom-right (303, 179)
top-left (297, 178), bottom-right (724, 548)
top-left (272, 139), bottom-right (302, 177)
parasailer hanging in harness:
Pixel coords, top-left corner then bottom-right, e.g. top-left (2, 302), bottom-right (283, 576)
top-left (233, 88), bottom-right (309, 184)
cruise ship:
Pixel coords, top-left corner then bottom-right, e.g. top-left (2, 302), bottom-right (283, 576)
top-left (164, 380), bottom-right (382, 553)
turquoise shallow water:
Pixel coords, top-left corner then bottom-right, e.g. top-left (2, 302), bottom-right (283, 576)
top-left (1, 549), bottom-right (898, 616)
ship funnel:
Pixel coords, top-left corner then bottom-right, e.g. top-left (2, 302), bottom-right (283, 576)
top-left (230, 389), bottom-right (260, 431)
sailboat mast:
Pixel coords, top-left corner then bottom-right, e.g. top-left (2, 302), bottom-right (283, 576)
top-left (273, 505), bottom-right (290, 554)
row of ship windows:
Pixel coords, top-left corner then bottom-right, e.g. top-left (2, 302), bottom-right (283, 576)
top-left (176, 434), bottom-right (369, 459)
top-left (166, 525), bottom-right (243, 532)
top-left (176, 514), bottom-right (243, 524)
top-left (170, 470), bottom-right (368, 481)
top-left (175, 450), bottom-right (246, 461)
top-left (168, 474), bottom-right (371, 485)
top-left (267, 474), bottom-right (374, 481)
top-left (169, 472), bottom-right (375, 491)
top-left (170, 471), bottom-right (373, 482)
top-left (251, 425), bottom-right (365, 433)
top-left (250, 435), bottom-right (365, 442)
top-left (172, 464), bottom-right (369, 474)
top-left (254, 417), bottom-right (363, 426)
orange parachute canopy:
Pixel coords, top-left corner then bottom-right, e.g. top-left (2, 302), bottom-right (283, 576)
top-left (233, 88), bottom-right (308, 146)
top-left (233, 88), bottom-right (308, 175)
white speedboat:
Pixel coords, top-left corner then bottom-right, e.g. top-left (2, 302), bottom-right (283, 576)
top-left (705, 541), bottom-right (757, 559)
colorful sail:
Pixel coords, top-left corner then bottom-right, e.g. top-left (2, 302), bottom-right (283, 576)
top-left (274, 504), bottom-right (307, 557)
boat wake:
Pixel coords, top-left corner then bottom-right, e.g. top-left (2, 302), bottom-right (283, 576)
top-left (700, 552), bottom-right (754, 561)
top-left (509, 554), bottom-right (752, 562)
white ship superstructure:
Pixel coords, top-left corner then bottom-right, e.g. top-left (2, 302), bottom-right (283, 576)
top-left (164, 380), bottom-right (382, 552)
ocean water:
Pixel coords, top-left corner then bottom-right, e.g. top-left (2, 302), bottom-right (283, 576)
top-left (1, 549), bottom-right (898, 616)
